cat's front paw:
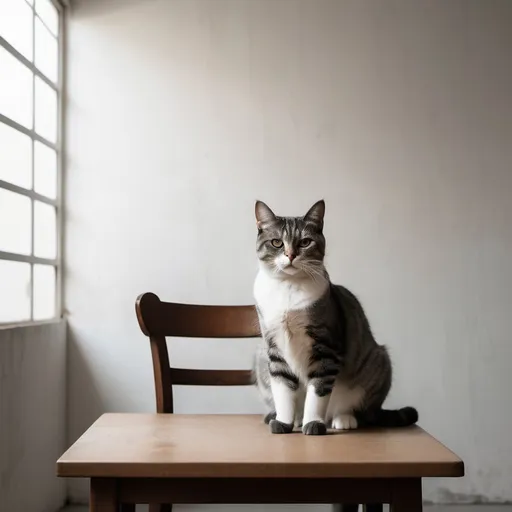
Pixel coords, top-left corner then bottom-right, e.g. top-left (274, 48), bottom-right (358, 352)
top-left (302, 421), bottom-right (327, 436)
top-left (264, 411), bottom-right (277, 424)
top-left (332, 414), bottom-right (358, 430)
top-left (269, 419), bottom-right (294, 434)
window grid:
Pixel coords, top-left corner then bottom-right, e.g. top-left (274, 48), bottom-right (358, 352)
top-left (0, 0), bottom-right (63, 324)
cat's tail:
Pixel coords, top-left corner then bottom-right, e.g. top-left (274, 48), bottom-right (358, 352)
top-left (357, 406), bottom-right (419, 428)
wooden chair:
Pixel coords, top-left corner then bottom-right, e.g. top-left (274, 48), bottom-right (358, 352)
top-left (134, 291), bottom-right (381, 512)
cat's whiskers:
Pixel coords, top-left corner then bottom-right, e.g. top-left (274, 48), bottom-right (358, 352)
top-left (302, 265), bottom-right (320, 285)
top-left (302, 263), bottom-right (326, 285)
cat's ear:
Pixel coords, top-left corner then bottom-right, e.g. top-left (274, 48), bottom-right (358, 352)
top-left (255, 201), bottom-right (276, 229)
top-left (304, 200), bottom-right (325, 226)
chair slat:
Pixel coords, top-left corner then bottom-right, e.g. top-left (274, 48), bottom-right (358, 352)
top-left (136, 293), bottom-right (260, 338)
top-left (170, 368), bottom-right (254, 386)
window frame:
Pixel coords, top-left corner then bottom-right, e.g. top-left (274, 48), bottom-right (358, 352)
top-left (0, 0), bottom-right (65, 326)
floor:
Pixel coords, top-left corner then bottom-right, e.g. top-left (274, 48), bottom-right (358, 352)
top-left (61, 506), bottom-right (512, 512)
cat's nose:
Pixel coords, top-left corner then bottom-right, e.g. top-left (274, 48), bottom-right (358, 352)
top-left (286, 252), bottom-right (296, 262)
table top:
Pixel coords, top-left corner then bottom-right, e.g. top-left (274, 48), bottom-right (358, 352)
top-left (57, 414), bottom-right (464, 479)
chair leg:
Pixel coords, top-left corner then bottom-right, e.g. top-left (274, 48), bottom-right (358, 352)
top-left (149, 504), bottom-right (172, 512)
top-left (333, 505), bottom-right (359, 512)
top-left (363, 506), bottom-right (383, 512)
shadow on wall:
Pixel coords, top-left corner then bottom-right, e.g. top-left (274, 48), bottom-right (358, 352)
top-left (66, 323), bottom-right (106, 500)
top-left (67, 324), bottom-right (106, 442)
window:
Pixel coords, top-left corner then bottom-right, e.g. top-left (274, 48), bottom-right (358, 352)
top-left (0, 0), bottom-right (63, 324)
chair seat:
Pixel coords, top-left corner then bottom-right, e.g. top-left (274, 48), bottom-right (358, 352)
top-left (57, 413), bottom-right (463, 479)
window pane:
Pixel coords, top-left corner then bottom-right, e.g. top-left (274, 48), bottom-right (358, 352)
top-left (0, 122), bottom-right (32, 188)
top-left (0, 260), bottom-right (31, 323)
top-left (0, 46), bottom-right (33, 127)
top-left (34, 141), bottom-right (57, 198)
top-left (35, 0), bottom-right (58, 37)
top-left (0, 188), bottom-right (31, 255)
top-left (0, 0), bottom-right (33, 61)
top-left (34, 200), bottom-right (56, 259)
top-left (35, 76), bottom-right (57, 142)
top-left (35, 17), bottom-right (58, 83)
top-left (33, 263), bottom-right (55, 320)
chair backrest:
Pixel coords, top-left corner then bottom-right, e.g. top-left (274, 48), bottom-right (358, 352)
top-left (135, 292), bottom-right (260, 413)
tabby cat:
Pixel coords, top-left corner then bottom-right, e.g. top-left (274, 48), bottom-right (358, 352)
top-left (253, 200), bottom-right (418, 435)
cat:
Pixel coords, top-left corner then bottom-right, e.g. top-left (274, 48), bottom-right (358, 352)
top-left (253, 199), bottom-right (418, 435)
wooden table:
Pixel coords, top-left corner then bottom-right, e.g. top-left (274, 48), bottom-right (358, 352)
top-left (57, 414), bottom-right (464, 511)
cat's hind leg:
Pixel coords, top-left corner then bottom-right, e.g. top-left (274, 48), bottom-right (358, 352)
top-left (328, 381), bottom-right (365, 431)
top-left (332, 414), bottom-right (358, 430)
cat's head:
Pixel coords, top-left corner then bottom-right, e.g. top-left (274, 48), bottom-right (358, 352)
top-left (255, 200), bottom-right (326, 278)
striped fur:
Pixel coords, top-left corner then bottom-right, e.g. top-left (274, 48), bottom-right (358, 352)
top-left (253, 200), bottom-right (418, 435)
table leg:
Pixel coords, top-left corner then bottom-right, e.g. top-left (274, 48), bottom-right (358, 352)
top-left (390, 478), bottom-right (422, 512)
top-left (90, 478), bottom-right (118, 512)
top-left (363, 505), bottom-right (383, 512)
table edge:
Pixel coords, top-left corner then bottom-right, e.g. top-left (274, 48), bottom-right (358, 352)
top-left (57, 459), bottom-right (464, 479)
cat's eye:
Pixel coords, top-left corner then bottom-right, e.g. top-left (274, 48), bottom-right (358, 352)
top-left (299, 238), bottom-right (312, 248)
top-left (271, 239), bottom-right (283, 248)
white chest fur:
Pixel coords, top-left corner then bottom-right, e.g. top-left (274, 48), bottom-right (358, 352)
top-left (254, 269), bottom-right (328, 380)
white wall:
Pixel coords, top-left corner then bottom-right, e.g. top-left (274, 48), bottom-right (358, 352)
top-left (66, 0), bottom-right (512, 505)
top-left (0, 321), bottom-right (67, 512)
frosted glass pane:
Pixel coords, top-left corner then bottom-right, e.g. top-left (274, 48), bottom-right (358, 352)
top-left (34, 201), bottom-right (56, 259)
top-left (0, 188), bottom-right (31, 255)
top-left (0, 46), bottom-right (33, 127)
top-left (0, 122), bottom-right (32, 189)
top-left (33, 263), bottom-right (55, 320)
top-left (0, 260), bottom-right (31, 323)
top-left (36, 0), bottom-right (58, 36)
top-left (34, 141), bottom-right (57, 198)
top-left (35, 76), bottom-right (57, 142)
top-left (35, 17), bottom-right (58, 83)
top-left (0, 0), bottom-right (33, 60)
